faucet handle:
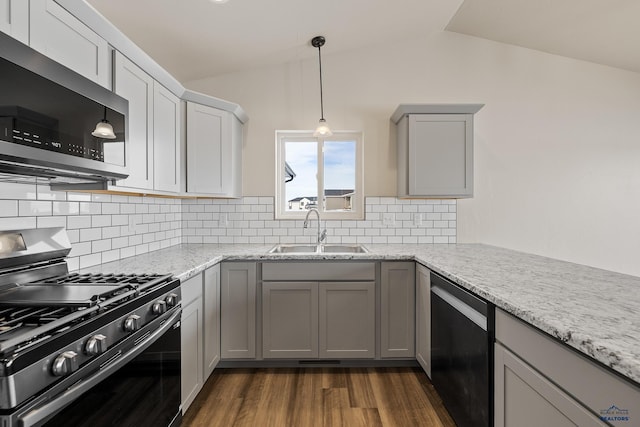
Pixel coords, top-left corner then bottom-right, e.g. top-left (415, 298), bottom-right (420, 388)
top-left (319, 229), bottom-right (327, 243)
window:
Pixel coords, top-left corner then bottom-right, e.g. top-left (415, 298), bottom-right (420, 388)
top-left (276, 130), bottom-right (363, 219)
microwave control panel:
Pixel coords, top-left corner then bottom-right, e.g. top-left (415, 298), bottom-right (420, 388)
top-left (0, 117), bottom-right (105, 162)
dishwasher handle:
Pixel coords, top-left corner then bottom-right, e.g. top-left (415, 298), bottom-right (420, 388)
top-left (432, 284), bottom-right (488, 331)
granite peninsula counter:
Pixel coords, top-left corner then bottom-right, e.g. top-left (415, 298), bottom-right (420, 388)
top-left (83, 243), bottom-right (640, 386)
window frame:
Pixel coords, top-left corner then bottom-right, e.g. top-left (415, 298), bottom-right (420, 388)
top-left (275, 130), bottom-right (364, 220)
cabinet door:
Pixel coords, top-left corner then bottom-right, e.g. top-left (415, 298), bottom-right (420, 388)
top-left (495, 343), bottom-right (605, 427)
top-left (153, 82), bottom-right (181, 192)
top-left (380, 262), bottom-right (416, 358)
top-left (262, 282), bottom-right (318, 359)
top-left (114, 52), bottom-right (154, 190)
top-left (0, 0), bottom-right (28, 44)
top-left (415, 264), bottom-right (431, 377)
top-left (186, 102), bottom-right (229, 195)
top-left (220, 262), bottom-right (256, 359)
top-left (203, 264), bottom-right (220, 379)
top-left (407, 114), bottom-right (473, 197)
top-left (181, 296), bottom-right (203, 414)
top-left (319, 282), bottom-right (375, 359)
top-left (29, 0), bottom-right (109, 87)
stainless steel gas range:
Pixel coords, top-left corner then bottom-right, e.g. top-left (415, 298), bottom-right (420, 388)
top-left (0, 228), bottom-right (182, 427)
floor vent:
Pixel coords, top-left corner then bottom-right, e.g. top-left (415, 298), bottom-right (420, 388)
top-left (298, 360), bottom-right (341, 365)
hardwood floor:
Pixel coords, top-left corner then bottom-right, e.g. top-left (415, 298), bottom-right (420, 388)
top-left (183, 367), bottom-right (456, 427)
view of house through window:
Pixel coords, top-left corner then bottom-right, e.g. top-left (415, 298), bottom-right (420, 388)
top-left (276, 131), bottom-right (363, 219)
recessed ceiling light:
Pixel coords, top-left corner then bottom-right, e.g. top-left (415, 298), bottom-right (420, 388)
top-left (210, 0), bottom-right (229, 4)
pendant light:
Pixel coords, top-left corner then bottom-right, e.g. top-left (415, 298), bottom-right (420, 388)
top-left (311, 36), bottom-right (332, 137)
top-left (91, 106), bottom-right (117, 139)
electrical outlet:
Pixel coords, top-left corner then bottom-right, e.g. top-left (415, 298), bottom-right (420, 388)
top-left (382, 213), bottom-right (395, 227)
top-left (413, 213), bottom-right (423, 227)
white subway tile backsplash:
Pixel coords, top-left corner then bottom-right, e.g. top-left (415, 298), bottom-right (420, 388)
top-left (91, 215), bottom-right (111, 228)
top-left (0, 182), bottom-right (37, 200)
top-left (79, 202), bottom-right (101, 215)
top-left (80, 228), bottom-right (102, 242)
top-left (67, 216), bottom-right (92, 229)
top-left (53, 201), bottom-right (80, 216)
top-left (182, 197), bottom-right (456, 244)
top-left (1, 216), bottom-right (37, 229)
top-left (1, 183), bottom-right (454, 272)
top-left (19, 200), bottom-right (52, 216)
top-left (37, 216), bottom-right (66, 228)
top-left (0, 200), bottom-right (18, 217)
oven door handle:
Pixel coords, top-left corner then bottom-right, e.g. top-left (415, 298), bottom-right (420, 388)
top-left (19, 308), bottom-right (181, 427)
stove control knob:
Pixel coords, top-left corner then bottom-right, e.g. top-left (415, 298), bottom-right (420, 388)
top-left (165, 293), bottom-right (178, 307)
top-left (52, 351), bottom-right (78, 376)
top-left (123, 314), bottom-right (142, 332)
top-left (85, 334), bottom-right (108, 355)
top-left (152, 300), bottom-right (167, 315)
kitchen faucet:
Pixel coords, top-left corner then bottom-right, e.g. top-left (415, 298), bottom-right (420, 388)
top-left (303, 208), bottom-right (327, 245)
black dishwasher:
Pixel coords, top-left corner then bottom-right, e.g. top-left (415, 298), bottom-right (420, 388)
top-left (431, 272), bottom-right (494, 427)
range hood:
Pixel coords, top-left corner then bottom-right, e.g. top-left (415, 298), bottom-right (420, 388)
top-left (0, 31), bottom-right (129, 190)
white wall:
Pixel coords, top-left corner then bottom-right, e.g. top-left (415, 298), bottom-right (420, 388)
top-left (186, 31), bottom-right (640, 277)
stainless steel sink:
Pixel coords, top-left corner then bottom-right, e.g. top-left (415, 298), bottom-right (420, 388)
top-left (268, 245), bottom-right (317, 253)
top-left (268, 244), bottom-right (368, 254)
top-left (320, 245), bottom-right (368, 253)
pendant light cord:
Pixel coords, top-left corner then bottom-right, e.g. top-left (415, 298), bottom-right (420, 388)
top-left (317, 44), bottom-right (325, 121)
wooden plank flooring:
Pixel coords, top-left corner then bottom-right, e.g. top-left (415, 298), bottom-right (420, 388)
top-left (183, 367), bottom-right (456, 427)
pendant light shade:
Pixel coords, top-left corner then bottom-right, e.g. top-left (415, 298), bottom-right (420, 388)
top-left (313, 118), bottom-right (332, 137)
top-left (92, 106), bottom-right (117, 139)
top-left (311, 36), bottom-right (332, 137)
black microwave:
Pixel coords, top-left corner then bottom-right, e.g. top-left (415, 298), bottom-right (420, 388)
top-left (0, 31), bottom-right (128, 188)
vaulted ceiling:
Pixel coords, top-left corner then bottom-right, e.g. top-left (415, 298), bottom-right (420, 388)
top-left (86, 0), bottom-right (640, 82)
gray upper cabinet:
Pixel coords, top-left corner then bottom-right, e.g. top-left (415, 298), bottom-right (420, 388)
top-left (113, 52), bottom-right (182, 193)
top-left (113, 52), bottom-right (154, 190)
top-left (186, 101), bottom-right (243, 197)
top-left (392, 104), bottom-right (483, 198)
top-left (0, 0), bottom-right (28, 44)
top-left (29, 0), bottom-right (110, 88)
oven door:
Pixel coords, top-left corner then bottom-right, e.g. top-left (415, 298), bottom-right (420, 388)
top-left (16, 309), bottom-right (181, 427)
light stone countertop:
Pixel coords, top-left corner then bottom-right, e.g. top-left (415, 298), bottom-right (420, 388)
top-left (84, 243), bottom-right (640, 386)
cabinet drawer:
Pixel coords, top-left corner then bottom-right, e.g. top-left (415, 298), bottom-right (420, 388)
top-left (181, 274), bottom-right (202, 306)
top-left (262, 262), bottom-right (375, 281)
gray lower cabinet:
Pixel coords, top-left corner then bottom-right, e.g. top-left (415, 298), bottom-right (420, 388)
top-left (180, 274), bottom-right (203, 414)
top-left (203, 264), bottom-right (221, 378)
top-left (261, 261), bottom-right (376, 360)
top-left (262, 282), bottom-right (319, 358)
top-left (262, 281), bottom-right (375, 359)
top-left (221, 262), bottom-right (257, 359)
top-left (319, 281), bottom-right (375, 358)
top-left (495, 343), bottom-right (603, 427)
top-left (495, 309), bottom-right (640, 427)
top-left (380, 262), bottom-right (415, 358)
top-left (415, 264), bottom-right (431, 377)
